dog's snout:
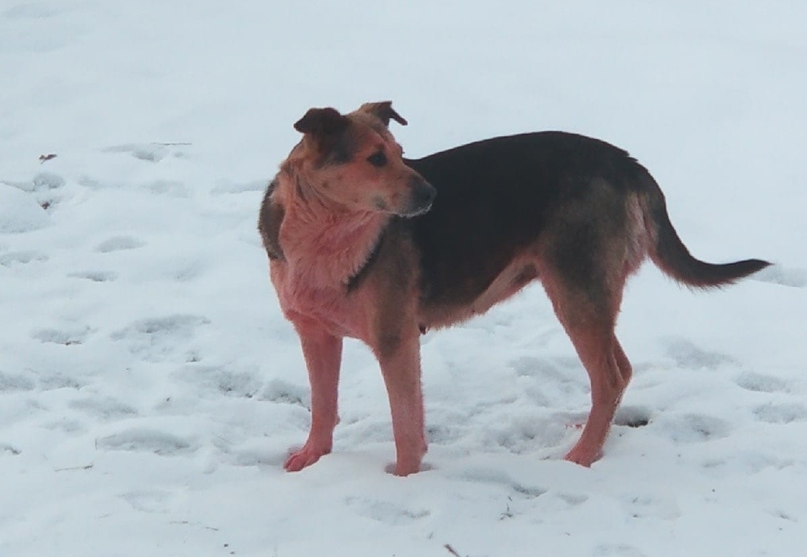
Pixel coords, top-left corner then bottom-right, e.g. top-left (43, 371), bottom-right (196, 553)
top-left (404, 179), bottom-right (436, 217)
top-left (413, 181), bottom-right (436, 208)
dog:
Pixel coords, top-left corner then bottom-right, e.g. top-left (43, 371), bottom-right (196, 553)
top-left (258, 101), bottom-right (769, 476)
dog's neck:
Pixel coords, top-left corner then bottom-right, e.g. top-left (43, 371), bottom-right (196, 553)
top-left (273, 170), bottom-right (389, 290)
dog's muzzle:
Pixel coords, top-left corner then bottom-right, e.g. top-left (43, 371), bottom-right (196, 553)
top-left (402, 179), bottom-right (436, 217)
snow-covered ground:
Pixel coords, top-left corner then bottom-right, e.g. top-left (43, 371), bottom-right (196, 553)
top-left (2, 1), bottom-right (806, 555)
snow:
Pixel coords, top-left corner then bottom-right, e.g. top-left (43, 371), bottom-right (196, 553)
top-left (1, 1), bottom-right (806, 555)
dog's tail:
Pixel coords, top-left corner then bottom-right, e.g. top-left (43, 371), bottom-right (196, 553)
top-left (641, 173), bottom-right (771, 288)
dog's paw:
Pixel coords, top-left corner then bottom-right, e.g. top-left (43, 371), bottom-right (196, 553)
top-left (284, 442), bottom-right (331, 472)
top-left (384, 460), bottom-right (429, 477)
top-left (563, 442), bottom-right (602, 467)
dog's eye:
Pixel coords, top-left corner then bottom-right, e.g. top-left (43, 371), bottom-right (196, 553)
top-left (367, 151), bottom-right (387, 167)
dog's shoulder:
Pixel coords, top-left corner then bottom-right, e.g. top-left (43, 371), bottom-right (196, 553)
top-left (346, 217), bottom-right (417, 294)
top-left (258, 178), bottom-right (285, 261)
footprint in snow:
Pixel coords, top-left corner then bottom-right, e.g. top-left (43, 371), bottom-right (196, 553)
top-left (111, 314), bottom-right (209, 362)
top-left (613, 405), bottom-right (652, 428)
top-left (2, 172), bottom-right (66, 211)
top-left (735, 371), bottom-right (791, 394)
top-left (31, 325), bottom-right (92, 346)
top-left (513, 356), bottom-right (562, 378)
top-left (657, 413), bottom-right (731, 443)
top-left (425, 421), bottom-right (463, 445)
top-left (69, 396), bottom-right (138, 421)
top-left (622, 493), bottom-right (681, 520)
top-left (752, 264), bottom-right (807, 288)
top-left (38, 373), bottom-right (83, 391)
top-left (555, 492), bottom-right (589, 507)
top-left (512, 355), bottom-right (586, 391)
top-left (1, 443), bottom-right (22, 456)
top-left (454, 467), bottom-right (547, 499)
top-left (142, 180), bottom-right (188, 197)
top-left (485, 411), bottom-right (569, 455)
top-left (175, 364), bottom-right (263, 399)
top-left (43, 418), bottom-right (85, 434)
top-left (102, 143), bottom-right (189, 163)
top-left (0, 185), bottom-right (50, 232)
top-left (258, 378), bottom-right (308, 406)
top-left (95, 236), bottom-right (145, 253)
top-left (120, 489), bottom-right (175, 514)
top-left (0, 250), bottom-right (48, 267)
top-left (498, 422), bottom-right (558, 454)
top-left (345, 497), bottom-right (431, 526)
top-left (30, 172), bottom-right (65, 192)
top-left (97, 428), bottom-right (197, 456)
top-left (702, 449), bottom-right (794, 474)
top-left (215, 442), bottom-right (288, 468)
top-left (753, 402), bottom-right (807, 424)
top-left (0, 370), bottom-right (36, 392)
top-left (664, 338), bottom-right (734, 370)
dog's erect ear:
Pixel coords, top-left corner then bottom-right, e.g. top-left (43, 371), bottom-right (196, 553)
top-left (294, 107), bottom-right (349, 137)
top-left (359, 101), bottom-right (408, 127)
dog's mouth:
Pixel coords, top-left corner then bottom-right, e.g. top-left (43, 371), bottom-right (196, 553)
top-left (399, 200), bottom-right (433, 218)
top-left (372, 181), bottom-right (436, 218)
top-left (399, 181), bottom-right (436, 218)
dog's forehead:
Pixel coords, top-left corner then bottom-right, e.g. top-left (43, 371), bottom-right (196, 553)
top-left (312, 116), bottom-right (394, 165)
top-left (347, 111), bottom-right (396, 141)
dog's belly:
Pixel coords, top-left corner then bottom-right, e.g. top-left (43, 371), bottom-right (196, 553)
top-left (418, 255), bottom-right (540, 330)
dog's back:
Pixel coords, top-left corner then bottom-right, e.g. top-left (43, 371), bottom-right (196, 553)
top-left (406, 133), bottom-right (639, 311)
top-left (405, 132), bottom-right (768, 326)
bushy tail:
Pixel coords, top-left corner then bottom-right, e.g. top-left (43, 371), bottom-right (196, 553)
top-left (644, 180), bottom-right (770, 288)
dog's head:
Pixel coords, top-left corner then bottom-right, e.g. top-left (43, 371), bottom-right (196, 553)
top-left (289, 101), bottom-right (435, 217)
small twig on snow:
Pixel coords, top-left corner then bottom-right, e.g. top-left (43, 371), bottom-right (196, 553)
top-left (54, 463), bottom-right (94, 472)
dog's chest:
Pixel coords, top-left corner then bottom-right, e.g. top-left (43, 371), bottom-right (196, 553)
top-left (271, 262), bottom-right (366, 339)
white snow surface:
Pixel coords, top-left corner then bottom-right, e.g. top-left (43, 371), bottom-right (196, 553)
top-left (2, 2), bottom-right (806, 556)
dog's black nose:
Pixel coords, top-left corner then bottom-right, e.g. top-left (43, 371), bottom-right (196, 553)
top-left (413, 181), bottom-right (436, 207)
top-left (404, 180), bottom-right (436, 217)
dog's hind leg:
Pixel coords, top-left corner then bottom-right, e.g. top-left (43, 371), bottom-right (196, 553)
top-left (285, 327), bottom-right (343, 472)
top-left (540, 268), bottom-right (632, 467)
top-left (613, 337), bottom-right (633, 388)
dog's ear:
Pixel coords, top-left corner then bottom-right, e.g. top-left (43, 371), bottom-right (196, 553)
top-left (294, 107), bottom-right (349, 137)
top-left (360, 101), bottom-right (408, 127)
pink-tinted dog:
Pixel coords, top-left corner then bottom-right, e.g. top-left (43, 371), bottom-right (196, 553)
top-left (258, 101), bottom-right (769, 476)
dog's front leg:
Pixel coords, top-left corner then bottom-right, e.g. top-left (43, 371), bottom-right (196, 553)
top-left (375, 332), bottom-right (427, 476)
top-left (285, 326), bottom-right (343, 472)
